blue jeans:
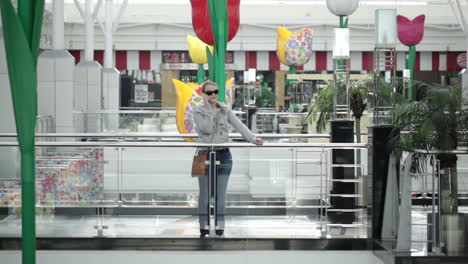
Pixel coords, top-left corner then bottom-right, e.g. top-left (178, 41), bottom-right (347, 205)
top-left (197, 149), bottom-right (232, 230)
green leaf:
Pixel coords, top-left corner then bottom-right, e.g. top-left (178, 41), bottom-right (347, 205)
top-left (31, 0), bottom-right (45, 65)
top-left (0, 0), bottom-right (38, 152)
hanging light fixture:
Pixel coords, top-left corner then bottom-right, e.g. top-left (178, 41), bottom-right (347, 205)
top-left (326, 0), bottom-right (359, 17)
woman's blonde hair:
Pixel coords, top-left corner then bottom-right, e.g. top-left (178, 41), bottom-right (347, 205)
top-left (201, 80), bottom-right (218, 92)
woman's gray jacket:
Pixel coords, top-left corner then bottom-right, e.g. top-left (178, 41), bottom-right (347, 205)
top-left (193, 104), bottom-right (257, 144)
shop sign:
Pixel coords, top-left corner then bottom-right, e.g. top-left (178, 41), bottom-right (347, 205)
top-left (162, 51), bottom-right (234, 64)
top-left (160, 63), bottom-right (237, 70)
top-left (457, 53), bottom-right (466, 68)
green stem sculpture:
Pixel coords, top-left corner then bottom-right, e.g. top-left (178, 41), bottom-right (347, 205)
top-left (289, 65), bottom-right (297, 74)
top-left (0, 1), bottom-right (44, 263)
top-left (406, 45), bottom-right (416, 101)
top-left (207, 0), bottom-right (228, 102)
top-left (197, 64), bottom-right (206, 84)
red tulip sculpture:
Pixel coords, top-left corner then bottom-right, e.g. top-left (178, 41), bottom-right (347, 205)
top-left (190, 0), bottom-right (240, 102)
top-left (397, 14), bottom-right (425, 101)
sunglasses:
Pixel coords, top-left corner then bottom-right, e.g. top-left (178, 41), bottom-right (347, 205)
top-left (204, 90), bottom-right (219, 96)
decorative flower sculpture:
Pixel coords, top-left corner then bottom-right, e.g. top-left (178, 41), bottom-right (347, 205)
top-left (277, 27), bottom-right (314, 73)
top-left (326, 0), bottom-right (360, 27)
top-left (190, 0), bottom-right (240, 102)
top-left (397, 14), bottom-right (425, 101)
top-left (173, 78), bottom-right (234, 141)
top-left (190, 0), bottom-right (240, 45)
top-left (397, 15), bottom-right (425, 46)
top-left (0, 0), bottom-right (45, 261)
top-left (187, 35), bottom-right (214, 84)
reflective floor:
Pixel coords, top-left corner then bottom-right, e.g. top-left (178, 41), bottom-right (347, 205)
top-left (0, 213), bottom-right (367, 239)
top-left (400, 206), bottom-right (468, 255)
top-left (1, 205), bottom-right (465, 255)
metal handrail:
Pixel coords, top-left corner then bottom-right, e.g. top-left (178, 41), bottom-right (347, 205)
top-left (0, 132), bottom-right (330, 139)
top-left (0, 141), bottom-right (368, 148)
top-left (414, 148), bottom-right (468, 154)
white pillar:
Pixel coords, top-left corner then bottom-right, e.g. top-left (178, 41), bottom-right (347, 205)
top-left (38, 0), bottom-right (76, 134)
top-left (396, 153), bottom-right (413, 252)
top-left (101, 0), bottom-right (121, 132)
top-left (74, 61), bottom-right (103, 133)
top-left (381, 154), bottom-right (399, 240)
top-left (104, 0), bottom-right (113, 68)
top-left (38, 51), bottom-right (75, 133)
top-left (85, 0), bottom-right (94, 62)
top-left (52, 0), bottom-right (64, 50)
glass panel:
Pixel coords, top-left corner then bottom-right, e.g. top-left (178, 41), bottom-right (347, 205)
top-left (220, 146), bottom-right (368, 239)
top-left (221, 147), bottom-right (297, 238)
top-left (333, 28), bottom-right (350, 59)
top-left (0, 142), bottom-right (369, 240)
top-left (375, 9), bottom-right (397, 48)
top-left (116, 146), bottom-right (200, 237)
top-left (0, 145), bottom-right (115, 237)
top-left (0, 146), bottom-right (20, 237)
top-left (73, 110), bottom-right (178, 133)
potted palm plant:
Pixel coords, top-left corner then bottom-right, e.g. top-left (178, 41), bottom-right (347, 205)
top-left (390, 81), bottom-right (468, 253)
top-left (308, 77), bottom-right (374, 142)
top-left (392, 82), bottom-right (465, 214)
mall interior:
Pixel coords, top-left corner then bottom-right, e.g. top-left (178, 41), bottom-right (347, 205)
top-left (0, 0), bottom-right (468, 263)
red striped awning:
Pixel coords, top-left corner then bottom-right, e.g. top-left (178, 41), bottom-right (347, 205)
top-left (67, 50), bottom-right (466, 72)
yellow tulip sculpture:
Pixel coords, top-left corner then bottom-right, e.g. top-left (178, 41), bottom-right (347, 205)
top-left (276, 27), bottom-right (314, 73)
top-left (173, 78), bottom-right (234, 142)
top-left (187, 35), bottom-right (214, 84)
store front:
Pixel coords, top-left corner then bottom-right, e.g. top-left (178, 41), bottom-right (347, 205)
top-left (67, 49), bottom-right (467, 110)
top-left (159, 50), bottom-right (235, 107)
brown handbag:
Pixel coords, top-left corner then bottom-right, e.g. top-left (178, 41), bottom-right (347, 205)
top-left (191, 152), bottom-right (208, 177)
top-left (191, 112), bottom-right (219, 177)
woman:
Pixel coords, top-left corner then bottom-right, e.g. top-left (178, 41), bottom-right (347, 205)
top-left (193, 80), bottom-right (263, 238)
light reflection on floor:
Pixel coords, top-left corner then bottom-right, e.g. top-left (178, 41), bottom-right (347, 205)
top-left (2, 206), bottom-right (465, 255)
top-left (0, 213), bottom-right (367, 239)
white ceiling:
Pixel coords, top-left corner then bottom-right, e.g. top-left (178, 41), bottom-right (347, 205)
top-left (38, 0), bottom-right (467, 51)
top-left (47, 0), bottom-right (466, 27)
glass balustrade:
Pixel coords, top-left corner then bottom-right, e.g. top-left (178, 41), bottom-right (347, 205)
top-left (0, 137), bottom-right (368, 239)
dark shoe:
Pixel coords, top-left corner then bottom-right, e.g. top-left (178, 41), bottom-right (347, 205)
top-left (200, 229), bottom-right (209, 238)
top-left (215, 230), bottom-right (224, 237)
